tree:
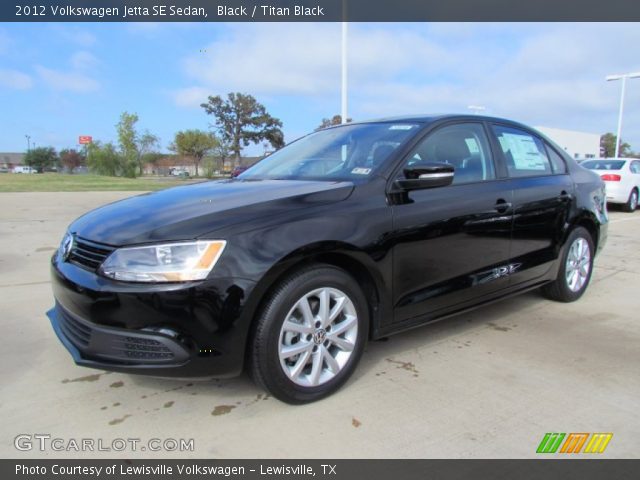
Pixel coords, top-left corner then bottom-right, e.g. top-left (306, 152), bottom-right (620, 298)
top-left (212, 138), bottom-right (232, 173)
top-left (201, 93), bottom-right (284, 164)
top-left (24, 147), bottom-right (57, 172)
top-left (316, 114), bottom-right (352, 130)
top-left (86, 141), bottom-right (123, 176)
top-left (116, 112), bottom-right (138, 177)
top-left (170, 130), bottom-right (218, 177)
top-left (59, 148), bottom-right (85, 173)
top-left (116, 111), bottom-right (160, 177)
top-left (137, 131), bottom-right (160, 174)
top-left (600, 132), bottom-right (631, 158)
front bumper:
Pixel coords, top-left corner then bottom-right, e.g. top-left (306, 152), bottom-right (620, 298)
top-left (48, 255), bottom-right (256, 378)
top-left (48, 303), bottom-right (191, 365)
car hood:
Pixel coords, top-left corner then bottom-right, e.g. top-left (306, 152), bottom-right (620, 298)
top-left (70, 179), bottom-right (354, 246)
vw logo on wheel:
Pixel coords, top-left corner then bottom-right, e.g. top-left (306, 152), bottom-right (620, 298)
top-left (312, 328), bottom-right (327, 345)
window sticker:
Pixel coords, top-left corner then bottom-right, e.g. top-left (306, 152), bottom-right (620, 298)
top-left (500, 133), bottom-right (547, 170)
top-left (389, 124), bottom-right (415, 130)
top-left (465, 137), bottom-right (481, 154)
top-left (351, 167), bottom-right (372, 175)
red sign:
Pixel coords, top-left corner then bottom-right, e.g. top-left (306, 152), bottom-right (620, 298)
top-left (78, 135), bottom-right (92, 145)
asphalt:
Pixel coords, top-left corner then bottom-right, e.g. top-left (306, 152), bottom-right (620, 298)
top-left (1, 192), bottom-right (638, 458)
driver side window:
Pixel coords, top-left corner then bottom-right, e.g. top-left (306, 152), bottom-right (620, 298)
top-left (404, 123), bottom-right (496, 185)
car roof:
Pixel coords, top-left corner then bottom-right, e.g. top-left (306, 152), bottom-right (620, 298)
top-left (347, 113), bottom-right (534, 129)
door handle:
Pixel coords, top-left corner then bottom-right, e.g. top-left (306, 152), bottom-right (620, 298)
top-left (494, 199), bottom-right (512, 213)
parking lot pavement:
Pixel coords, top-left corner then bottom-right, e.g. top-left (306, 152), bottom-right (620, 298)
top-left (1, 191), bottom-right (638, 459)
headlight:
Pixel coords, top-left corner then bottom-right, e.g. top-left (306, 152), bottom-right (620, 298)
top-left (99, 241), bottom-right (226, 283)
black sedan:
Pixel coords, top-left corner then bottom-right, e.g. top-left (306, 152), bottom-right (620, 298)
top-left (47, 115), bottom-right (608, 403)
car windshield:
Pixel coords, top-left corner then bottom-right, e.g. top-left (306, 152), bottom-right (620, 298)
top-left (582, 160), bottom-right (626, 170)
top-left (239, 122), bottom-right (421, 181)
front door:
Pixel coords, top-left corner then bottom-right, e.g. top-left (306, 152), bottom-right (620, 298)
top-left (390, 122), bottom-right (514, 324)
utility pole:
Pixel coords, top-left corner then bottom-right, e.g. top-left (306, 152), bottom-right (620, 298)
top-left (606, 71), bottom-right (640, 157)
top-left (341, 1), bottom-right (348, 124)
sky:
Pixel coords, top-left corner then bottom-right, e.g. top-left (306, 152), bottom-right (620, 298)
top-left (1, 22), bottom-right (639, 155)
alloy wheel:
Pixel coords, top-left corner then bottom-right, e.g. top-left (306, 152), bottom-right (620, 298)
top-left (565, 237), bottom-right (591, 292)
top-left (278, 287), bottom-right (358, 387)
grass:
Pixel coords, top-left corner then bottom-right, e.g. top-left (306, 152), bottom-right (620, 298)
top-left (0, 173), bottom-right (211, 192)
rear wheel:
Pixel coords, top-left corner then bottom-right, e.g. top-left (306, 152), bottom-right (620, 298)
top-left (249, 265), bottom-right (368, 404)
top-left (623, 188), bottom-right (638, 212)
top-left (542, 227), bottom-right (594, 302)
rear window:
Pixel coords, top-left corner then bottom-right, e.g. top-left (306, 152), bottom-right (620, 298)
top-left (582, 160), bottom-right (626, 170)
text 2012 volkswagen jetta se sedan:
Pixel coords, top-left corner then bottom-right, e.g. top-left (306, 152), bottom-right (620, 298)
top-left (47, 115), bottom-right (608, 403)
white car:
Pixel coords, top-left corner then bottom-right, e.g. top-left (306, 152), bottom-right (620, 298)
top-left (169, 168), bottom-right (189, 177)
top-left (13, 166), bottom-right (38, 174)
top-left (582, 158), bottom-right (640, 212)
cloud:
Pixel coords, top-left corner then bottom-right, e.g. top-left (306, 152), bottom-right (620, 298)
top-left (169, 22), bottom-right (640, 146)
top-left (0, 69), bottom-right (33, 90)
top-left (173, 86), bottom-right (211, 108)
top-left (35, 65), bottom-right (100, 93)
top-left (171, 23), bottom-right (463, 118)
top-left (180, 24), bottom-right (337, 96)
top-left (176, 23), bottom-right (452, 100)
top-left (345, 23), bottom-right (640, 143)
top-left (53, 26), bottom-right (97, 47)
top-left (70, 51), bottom-right (99, 70)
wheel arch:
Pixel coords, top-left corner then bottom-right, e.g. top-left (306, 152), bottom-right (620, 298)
top-left (241, 242), bottom-right (388, 369)
top-left (571, 212), bottom-right (600, 252)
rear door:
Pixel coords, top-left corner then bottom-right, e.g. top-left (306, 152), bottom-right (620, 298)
top-left (490, 124), bottom-right (574, 286)
top-left (390, 122), bottom-right (514, 324)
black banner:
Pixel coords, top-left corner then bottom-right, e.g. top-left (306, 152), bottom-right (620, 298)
top-left (3, 0), bottom-right (640, 22)
top-left (4, 460), bottom-right (640, 480)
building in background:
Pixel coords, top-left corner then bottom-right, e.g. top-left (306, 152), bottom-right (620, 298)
top-left (535, 127), bottom-right (601, 160)
top-left (143, 155), bottom-right (264, 176)
top-left (0, 153), bottom-right (25, 170)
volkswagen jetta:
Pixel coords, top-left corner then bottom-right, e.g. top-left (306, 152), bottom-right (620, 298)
top-left (47, 115), bottom-right (608, 403)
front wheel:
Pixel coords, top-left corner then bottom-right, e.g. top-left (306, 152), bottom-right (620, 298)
top-left (623, 189), bottom-right (638, 213)
top-left (542, 227), bottom-right (594, 302)
top-left (249, 265), bottom-right (369, 404)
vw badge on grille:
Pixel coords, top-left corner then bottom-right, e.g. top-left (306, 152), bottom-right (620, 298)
top-left (61, 234), bottom-right (74, 261)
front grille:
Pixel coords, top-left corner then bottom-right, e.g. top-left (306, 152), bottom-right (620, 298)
top-left (69, 237), bottom-right (114, 271)
top-left (58, 306), bottom-right (92, 347)
top-left (113, 336), bottom-right (175, 360)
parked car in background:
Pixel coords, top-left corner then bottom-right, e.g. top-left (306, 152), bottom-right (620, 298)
top-left (170, 168), bottom-right (190, 178)
top-left (582, 158), bottom-right (640, 212)
top-left (13, 166), bottom-right (38, 174)
top-left (47, 114), bottom-right (608, 403)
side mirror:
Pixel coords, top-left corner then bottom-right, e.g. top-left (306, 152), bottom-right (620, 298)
top-left (395, 162), bottom-right (454, 191)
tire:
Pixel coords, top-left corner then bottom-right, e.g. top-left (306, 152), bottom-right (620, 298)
top-left (248, 265), bottom-right (369, 404)
top-left (542, 226), bottom-right (594, 302)
top-left (622, 189), bottom-right (638, 213)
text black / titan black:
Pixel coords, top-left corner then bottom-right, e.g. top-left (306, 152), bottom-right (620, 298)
top-left (47, 115), bottom-right (608, 403)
